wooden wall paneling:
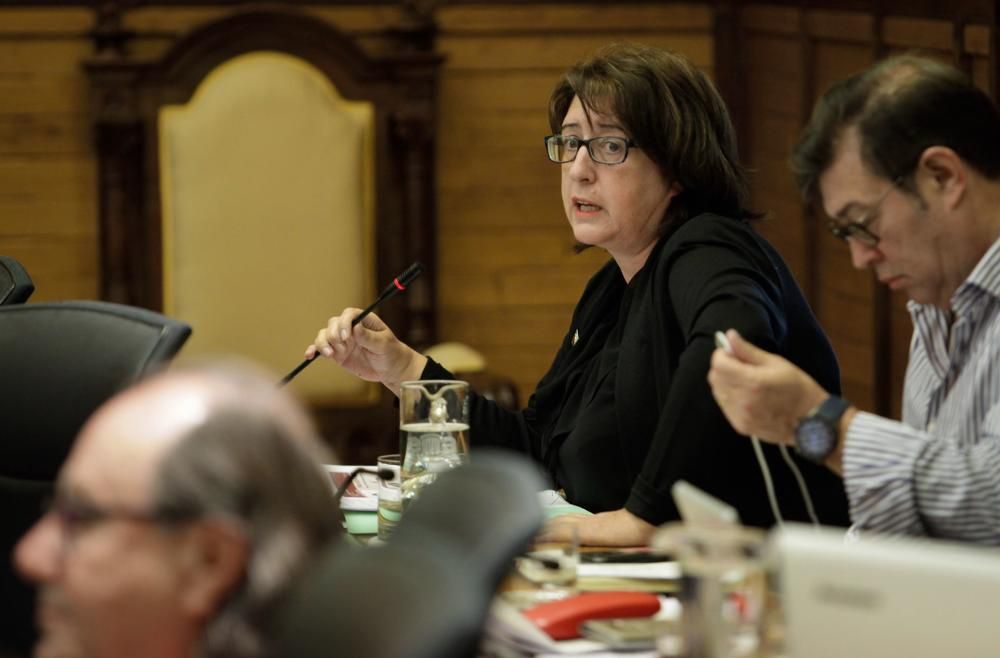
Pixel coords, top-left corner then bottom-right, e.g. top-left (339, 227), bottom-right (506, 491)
top-left (882, 15), bottom-right (954, 50)
top-left (438, 34), bottom-right (714, 71)
top-left (713, 1), bottom-right (745, 162)
top-left (437, 4), bottom-right (714, 32)
top-left (94, 118), bottom-right (148, 306)
top-left (0, 9), bottom-right (99, 302)
top-left (833, 338), bottom-right (874, 407)
top-left (988, 11), bottom-right (999, 97)
top-left (740, 5), bottom-right (810, 306)
top-left (0, 236), bottom-right (97, 299)
top-left (971, 54), bottom-right (993, 90)
top-left (743, 67), bottom-right (808, 281)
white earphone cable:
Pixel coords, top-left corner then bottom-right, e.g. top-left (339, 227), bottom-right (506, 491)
top-left (751, 436), bottom-right (784, 526)
top-left (779, 444), bottom-right (821, 526)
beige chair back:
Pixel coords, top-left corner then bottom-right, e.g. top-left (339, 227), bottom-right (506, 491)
top-left (159, 51), bottom-right (377, 403)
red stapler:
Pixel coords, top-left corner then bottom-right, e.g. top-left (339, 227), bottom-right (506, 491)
top-left (522, 591), bottom-right (661, 640)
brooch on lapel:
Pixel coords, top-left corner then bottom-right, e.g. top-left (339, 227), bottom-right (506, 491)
top-left (572, 329), bottom-right (579, 346)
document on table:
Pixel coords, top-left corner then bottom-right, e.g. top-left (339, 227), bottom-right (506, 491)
top-left (577, 561), bottom-right (681, 580)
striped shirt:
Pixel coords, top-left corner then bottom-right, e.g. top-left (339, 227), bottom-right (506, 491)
top-left (843, 235), bottom-right (1000, 544)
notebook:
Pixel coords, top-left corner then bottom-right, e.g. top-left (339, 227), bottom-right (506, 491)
top-left (773, 523), bottom-right (1000, 658)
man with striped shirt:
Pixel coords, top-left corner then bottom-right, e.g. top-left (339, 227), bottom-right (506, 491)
top-left (708, 55), bottom-right (1000, 544)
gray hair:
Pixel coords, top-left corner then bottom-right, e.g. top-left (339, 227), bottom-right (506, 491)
top-left (148, 362), bottom-right (340, 658)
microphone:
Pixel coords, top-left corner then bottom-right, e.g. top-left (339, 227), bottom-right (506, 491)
top-left (280, 262), bottom-right (424, 386)
top-left (351, 262), bottom-right (424, 329)
top-left (332, 467), bottom-right (395, 520)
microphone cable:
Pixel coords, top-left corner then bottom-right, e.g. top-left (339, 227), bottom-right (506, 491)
top-left (333, 466), bottom-right (395, 525)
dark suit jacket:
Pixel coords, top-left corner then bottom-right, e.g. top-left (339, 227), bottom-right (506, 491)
top-left (423, 213), bottom-right (850, 527)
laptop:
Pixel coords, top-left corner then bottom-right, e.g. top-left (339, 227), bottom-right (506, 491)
top-left (671, 480), bottom-right (740, 527)
top-left (772, 523), bottom-right (1000, 658)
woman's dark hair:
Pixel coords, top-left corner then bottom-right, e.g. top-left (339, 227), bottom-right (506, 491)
top-left (792, 54), bottom-right (1000, 204)
top-left (548, 42), bottom-right (756, 230)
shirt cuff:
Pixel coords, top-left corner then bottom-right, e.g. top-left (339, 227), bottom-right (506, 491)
top-left (842, 411), bottom-right (926, 535)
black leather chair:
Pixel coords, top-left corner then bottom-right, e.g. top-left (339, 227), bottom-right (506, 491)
top-left (0, 301), bottom-right (191, 655)
top-left (390, 448), bottom-right (546, 594)
top-left (0, 256), bottom-right (34, 305)
top-left (273, 450), bottom-right (545, 658)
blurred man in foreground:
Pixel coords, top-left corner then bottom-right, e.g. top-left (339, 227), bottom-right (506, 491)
top-left (15, 361), bottom-right (339, 658)
top-left (709, 55), bottom-right (1000, 544)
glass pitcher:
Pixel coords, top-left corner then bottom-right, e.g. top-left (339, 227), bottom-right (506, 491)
top-left (399, 380), bottom-right (470, 509)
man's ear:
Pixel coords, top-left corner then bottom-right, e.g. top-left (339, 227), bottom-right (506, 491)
top-left (176, 520), bottom-right (249, 620)
top-left (667, 178), bottom-right (683, 203)
top-left (918, 146), bottom-right (966, 210)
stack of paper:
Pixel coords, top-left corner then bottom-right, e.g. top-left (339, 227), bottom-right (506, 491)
top-left (577, 561), bottom-right (681, 594)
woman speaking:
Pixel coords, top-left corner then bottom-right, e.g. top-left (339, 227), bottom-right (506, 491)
top-left (306, 43), bottom-right (850, 546)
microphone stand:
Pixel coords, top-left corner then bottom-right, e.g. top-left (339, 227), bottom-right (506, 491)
top-left (333, 466), bottom-right (395, 528)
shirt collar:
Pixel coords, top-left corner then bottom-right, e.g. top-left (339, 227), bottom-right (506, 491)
top-left (908, 235), bottom-right (1000, 320)
top-left (959, 234), bottom-right (1000, 301)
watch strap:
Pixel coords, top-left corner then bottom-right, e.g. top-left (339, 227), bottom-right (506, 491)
top-left (812, 396), bottom-right (851, 424)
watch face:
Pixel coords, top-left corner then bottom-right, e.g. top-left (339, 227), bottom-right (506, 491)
top-left (796, 418), bottom-right (835, 461)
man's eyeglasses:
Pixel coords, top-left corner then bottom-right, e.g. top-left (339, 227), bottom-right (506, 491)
top-left (43, 493), bottom-right (199, 541)
top-left (827, 180), bottom-right (900, 247)
top-left (544, 134), bottom-right (637, 165)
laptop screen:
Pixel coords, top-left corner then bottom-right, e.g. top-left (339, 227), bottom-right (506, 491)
top-left (773, 523), bottom-right (1000, 658)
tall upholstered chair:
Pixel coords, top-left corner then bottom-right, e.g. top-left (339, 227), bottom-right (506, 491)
top-left (0, 301), bottom-right (191, 655)
top-left (273, 451), bottom-right (545, 658)
top-left (84, 9), bottom-right (443, 462)
top-left (0, 256), bottom-right (34, 305)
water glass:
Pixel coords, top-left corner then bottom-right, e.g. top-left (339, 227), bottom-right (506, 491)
top-left (652, 523), bottom-right (768, 657)
top-left (376, 453), bottom-right (402, 540)
top-left (515, 529), bottom-right (580, 596)
top-left (399, 380), bottom-right (470, 509)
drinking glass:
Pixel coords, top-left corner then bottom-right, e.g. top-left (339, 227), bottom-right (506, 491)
top-left (652, 523), bottom-right (768, 657)
top-left (376, 453), bottom-right (402, 540)
top-left (515, 528), bottom-right (580, 597)
top-left (399, 380), bottom-right (470, 509)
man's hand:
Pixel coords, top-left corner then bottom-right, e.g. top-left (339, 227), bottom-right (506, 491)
top-left (537, 508), bottom-right (656, 547)
top-left (707, 329), bottom-right (828, 445)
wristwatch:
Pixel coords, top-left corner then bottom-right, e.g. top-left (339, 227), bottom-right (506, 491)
top-left (794, 396), bottom-right (851, 463)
